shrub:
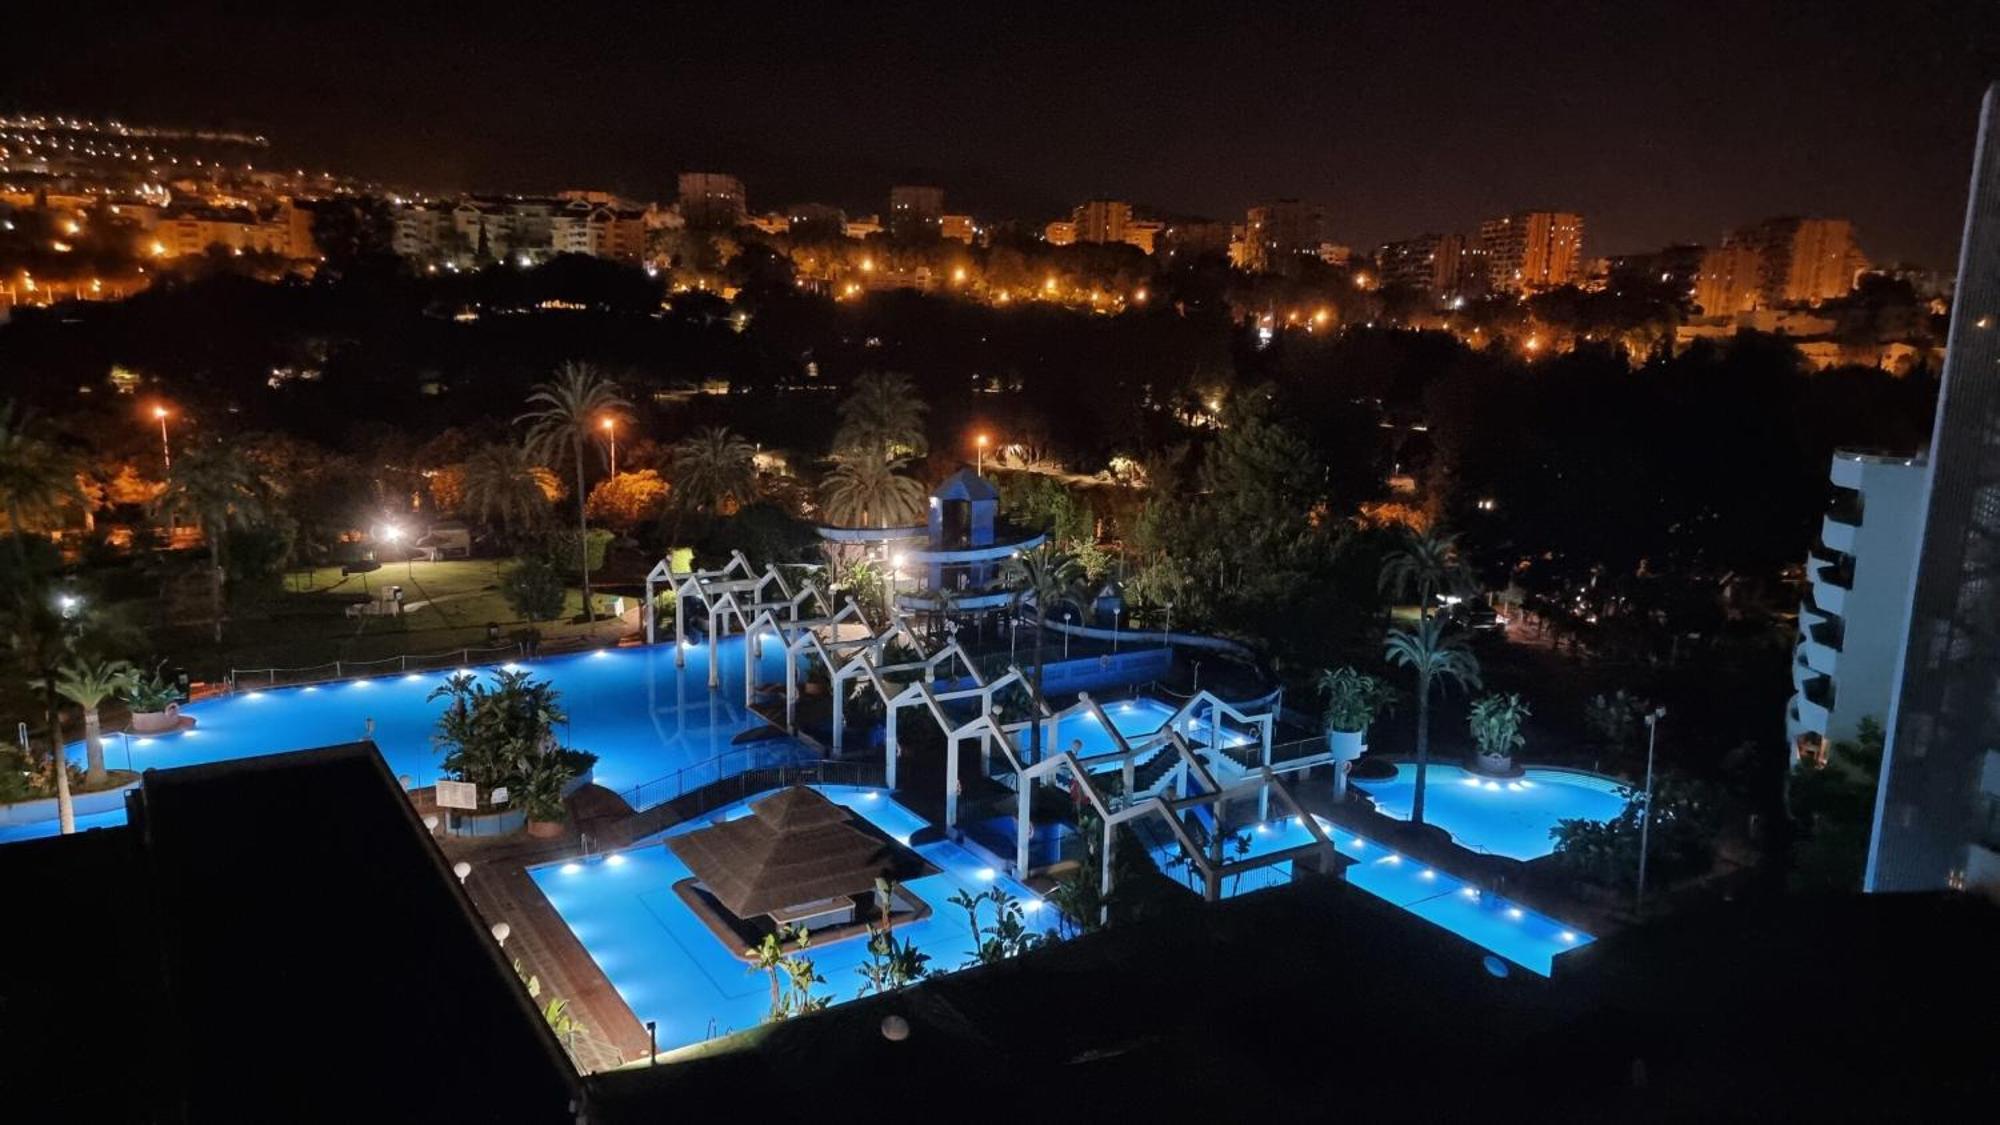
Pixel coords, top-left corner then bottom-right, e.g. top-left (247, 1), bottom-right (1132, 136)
top-left (1316, 666), bottom-right (1395, 733)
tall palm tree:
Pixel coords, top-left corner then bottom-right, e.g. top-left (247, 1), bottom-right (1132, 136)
top-left (1004, 543), bottom-right (1084, 760)
top-left (460, 443), bottom-right (553, 544)
top-left (0, 402), bottom-right (83, 566)
top-left (519, 363), bottom-right (631, 624)
top-left (157, 444), bottom-right (269, 642)
top-left (1378, 526), bottom-right (1472, 623)
top-left (1383, 616), bottom-right (1483, 826)
top-left (833, 371), bottom-right (928, 461)
top-left (664, 426), bottom-right (757, 545)
top-left (818, 456), bottom-right (926, 528)
top-left (54, 656), bottom-right (138, 787)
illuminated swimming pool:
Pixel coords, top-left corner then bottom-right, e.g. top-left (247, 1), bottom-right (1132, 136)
top-left (530, 785), bottom-right (1057, 1053)
top-left (1023, 696), bottom-right (1256, 763)
top-left (1352, 763), bottom-right (1630, 861)
top-left (2, 640), bottom-right (811, 844)
top-left (1145, 814), bottom-right (1593, 975)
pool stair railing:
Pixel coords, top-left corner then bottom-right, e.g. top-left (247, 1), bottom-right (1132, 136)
top-left (986, 717), bottom-right (1340, 915)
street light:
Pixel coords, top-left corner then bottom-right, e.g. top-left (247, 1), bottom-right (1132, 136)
top-left (382, 524), bottom-right (413, 580)
top-left (975, 433), bottom-right (989, 477)
top-left (1062, 610), bottom-right (1073, 660)
top-left (1636, 706), bottom-right (1666, 916)
top-left (152, 405), bottom-right (172, 472)
top-left (602, 416), bottom-right (618, 478)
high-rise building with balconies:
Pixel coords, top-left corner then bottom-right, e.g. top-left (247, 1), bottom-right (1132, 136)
top-left (1694, 217), bottom-right (1867, 314)
top-left (1866, 83), bottom-right (2000, 894)
top-left (1787, 451), bottom-right (1926, 761)
top-left (1477, 211), bottom-right (1583, 293)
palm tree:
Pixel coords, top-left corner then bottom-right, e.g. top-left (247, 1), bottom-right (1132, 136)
top-left (1383, 616), bottom-right (1483, 826)
top-left (157, 444), bottom-right (270, 642)
top-left (0, 402), bottom-right (82, 566)
top-left (519, 363), bottom-right (631, 624)
top-left (664, 426), bottom-right (757, 545)
top-left (4, 582), bottom-right (76, 833)
top-left (54, 656), bottom-right (138, 787)
top-left (1004, 543), bottom-right (1084, 760)
top-left (818, 456), bottom-right (926, 528)
top-left (1378, 526), bottom-right (1472, 623)
top-left (833, 371), bottom-right (928, 461)
top-left (460, 443), bottom-right (552, 543)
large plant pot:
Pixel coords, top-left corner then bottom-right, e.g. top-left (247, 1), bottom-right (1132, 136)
top-left (1326, 729), bottom-right (1366, 798)
top-left (130, 705), bottom-right (182, 735)
top-left (1472, 752), bottom-right (1517, 777)
top-left (526, 819), bottom-right (565, 839)
top-left (1325, 729), bottom-right (1366, 762)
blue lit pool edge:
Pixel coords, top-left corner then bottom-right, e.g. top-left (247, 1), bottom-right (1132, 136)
top-left (1350, 762), bottom-right (1631, 862)
top-left (527, 784), bottom-right (1061, 1053)
top-left (1144, 813), bottom-right (1593, 976)
top-left (3, 639), bottom-right (812, 845)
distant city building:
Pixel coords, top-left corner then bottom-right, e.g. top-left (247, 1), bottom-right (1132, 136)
top-left (155, 200), bottom-right (313, 258)
top-left (786, 202), bottom-right (846, 240)
top-left (1602, 243), bottom-right (1705, 297)
top-left (843, 214), bottom-right (883, 239)
top-left (888, 184), bottom-right (945, 239)
top-left (743, 212), bottom-right (790, 235)
top-left (1044, 220), bottom-right (1077, 246)
top-left (1243, 199), bottom-right (1329, 273)
top-left (1787, 451), bottom-right (1927, 761)
top-left (1867, 84), bottom-right (2000, 895)
top-left (677, 172), bottom-right (747, 228)
top-left (1376, 232), bottom-right (1478, 297)
top-left (1122, 219), bottom-right (1163, 255)
top-left (939, 213), bottom-right (979, 244)
top-left (1158, 218), bottom-right (1232, 261)
top-left (1694, 217), bottom-right (1867, 314)
top-left (1477, 211), bottom-right (1584, 293)
top-left (1072, 200), bottom-right (1132, 244)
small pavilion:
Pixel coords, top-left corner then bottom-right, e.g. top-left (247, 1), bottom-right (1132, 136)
top-left (667, 787), bottom-right (933, 951)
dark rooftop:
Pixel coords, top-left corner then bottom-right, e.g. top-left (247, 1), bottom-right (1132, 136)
top-left (0, 743), bottom-right (579, 1122)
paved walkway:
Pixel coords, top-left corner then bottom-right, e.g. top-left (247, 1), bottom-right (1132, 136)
top-left (437, 807), bottom-right (652, 1075)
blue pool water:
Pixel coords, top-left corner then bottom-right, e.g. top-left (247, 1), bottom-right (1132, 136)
top-left (1352, 763), bottom-right (1630, 861)
top-left (531, 785), bottom-right (1058, 1053)
top-left (4, 640), bottom-right (810, 843)
top-left (1026, 697), bottom-right (1254, 764)
top-left (1145, 814), bottom-right (1593, 975)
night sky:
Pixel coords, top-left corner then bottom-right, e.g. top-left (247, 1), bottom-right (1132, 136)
top-left (8, 1), bottom-right (2000, 265)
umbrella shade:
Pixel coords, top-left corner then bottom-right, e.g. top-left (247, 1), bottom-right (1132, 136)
top-left (667, 787), bottom-right (929, 919)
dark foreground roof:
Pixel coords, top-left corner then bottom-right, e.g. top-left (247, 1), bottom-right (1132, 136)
top-left (587, 882), bottom-right (2000, 1124)
top-left (0, 744), bottom-right (579, 1123)
top-left (665, 785), bottom-right (927, 917)
top-left (7, 743), bottom-right (1999, 1124)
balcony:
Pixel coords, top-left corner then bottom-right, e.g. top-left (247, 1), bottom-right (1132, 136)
top-left (1806, 554), bottom-right (1850, 616)
top-left (1790, 690), bottom-right (1829, 738)
top-left (1801, 672), bottom-right (1837, 713)
top-left (1807, 613), bottom-right (1845, 653)
top-left (1826, 484), bottom-right (1864, 529)
top-left (1821, 515), bottom-right (1856, 555)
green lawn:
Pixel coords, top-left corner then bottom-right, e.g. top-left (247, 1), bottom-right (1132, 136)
top-left (175, 557), bottom-right (638, 678)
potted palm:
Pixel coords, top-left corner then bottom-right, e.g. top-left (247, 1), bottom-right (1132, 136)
top-left (1468, 692), bottom-right (1530, 776)
top-left (1318, 666), bottom-right (1395, 797)
top-left (1317, 666), bottom-right (1394, 761)
top-left (126, 664), bottom-right (186, 735)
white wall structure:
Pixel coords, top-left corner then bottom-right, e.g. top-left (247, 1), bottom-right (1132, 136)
top-left (1787, 451), bottom-right (1926, 756)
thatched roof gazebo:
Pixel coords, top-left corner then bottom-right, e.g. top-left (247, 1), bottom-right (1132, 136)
top-left (667, 787), bottom-right (934, 946)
